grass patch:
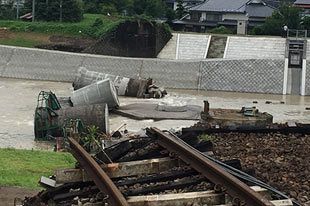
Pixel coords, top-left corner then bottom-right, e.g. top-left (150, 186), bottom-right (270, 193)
top-left (0, 14), bottom-right (121, 38)
top-left (198, 134), bottom-right (215, 142)
top-left (0, 36), bottom-right (43, 48)
top-left (0, 148), bottom-right (76, 189)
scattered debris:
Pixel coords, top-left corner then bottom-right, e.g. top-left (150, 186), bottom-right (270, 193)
top-left (20, 125), bottom-right (297, 206)
top-left (200, 102), bottom-right (273, 130)
top-left (73, 67), bottom-right (166, 98)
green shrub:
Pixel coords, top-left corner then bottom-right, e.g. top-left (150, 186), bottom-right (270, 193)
top-left (208, 26), bottom-right (233, 34)
top-left (0, 14), bottom-right (120, 38)
top-left (249, 26), bottom-right (264, 35)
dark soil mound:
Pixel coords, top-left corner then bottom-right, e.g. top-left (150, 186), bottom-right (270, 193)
top-left (211, 132), bottom-right (310, 205)
top-left (36, 35), bottom-right (95, 53)
top-left (83, 20), bottom-right (172, 58)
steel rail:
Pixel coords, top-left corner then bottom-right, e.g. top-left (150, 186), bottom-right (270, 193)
top-left (68, 137), bottom-right (129, 206)
top-left (148, 127), bottom-right (274, 206)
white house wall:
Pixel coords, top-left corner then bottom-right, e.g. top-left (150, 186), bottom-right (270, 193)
top-left (222, 13), bottom-right (248, 21)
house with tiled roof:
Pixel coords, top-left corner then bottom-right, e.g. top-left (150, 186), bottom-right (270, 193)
top-left (165, 0), bottom-right (204, 10)
top-left (294, 0), bottom-right (310, 16)
top-left (294, 0), bottom-right (310, 8)
top-left (173, 0), bottom-right (275, 34)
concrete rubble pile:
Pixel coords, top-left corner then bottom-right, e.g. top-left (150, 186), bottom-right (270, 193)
top-left (34, 67), bottom-right (170, 141)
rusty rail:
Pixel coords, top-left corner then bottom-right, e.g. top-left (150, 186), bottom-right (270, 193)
top-left (68, 137), bottom-right (129, 206)
top-left (147, 127), bottom-right (274, 206)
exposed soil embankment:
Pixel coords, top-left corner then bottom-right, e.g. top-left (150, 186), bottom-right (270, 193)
top-left (83, 20), bottom-right (172, 58)
top-left (212, 132), bottom-right (310, 205)
top-left (36, 35), bottom-right (96, 53)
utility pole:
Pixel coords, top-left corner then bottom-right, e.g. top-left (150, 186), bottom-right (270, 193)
top-left (59, 0), bottom-right (63, 22)
top-left (16, 0), bottom-right (20, 20)
top-left (32, 0), bottom-right (35, 22)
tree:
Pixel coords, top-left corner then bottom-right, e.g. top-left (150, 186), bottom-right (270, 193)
top-left (23, 0), bottom-right (83, 22)
top-left (0, 4), bottom-right (15, 20)
top-left (259, 3), bottom-right (301, 36)
top-left (82, 0), bottom-right (169, 18)
top-left (175, 0), bottom-right (185, 19)
top-left (301, 16), bottom-right (310, 30)
top-left (166, 8), bottom-right (176, 23)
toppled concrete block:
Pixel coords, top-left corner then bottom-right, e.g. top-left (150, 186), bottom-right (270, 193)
top-left (71, 78), bottom-right (120, 109)
top-left (73, 67), bottom-right (150, 98)
top-left (73, 67), bottom-right (167, 98)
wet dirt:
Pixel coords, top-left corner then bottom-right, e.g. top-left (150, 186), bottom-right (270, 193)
top-left (1, 77), bottom-right (310, 149)
top-left (212, 132), bottom-right (310, 205)
top-left (0, 186), bottom-right (40, 206)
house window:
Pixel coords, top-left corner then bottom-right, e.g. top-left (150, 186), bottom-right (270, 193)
top-left (191, 12), bottom-right (201, 21)
top-left (206, 14), bottom-right (222, 21)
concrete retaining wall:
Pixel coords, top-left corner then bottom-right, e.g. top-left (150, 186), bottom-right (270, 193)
top-left (200, 59), bottom-right (285, 94)
top-left (306, 61), bottom-right (310, 95)
top-left (224, 36), bottom-right (286, 59)
top-left (0, 45), bottom-right (288, 94)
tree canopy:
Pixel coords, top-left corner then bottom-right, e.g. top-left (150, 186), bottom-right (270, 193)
top-left (23, 0), bottom-right (83, 22)
top-left (82, 0), bottom-right (172, 19)
top-left (252, 3), bottom-right (301, 35)
top-left (0, 4), bottom-right (15, 20)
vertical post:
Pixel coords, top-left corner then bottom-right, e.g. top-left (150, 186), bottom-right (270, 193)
top-left (175, 33), bottom-right (180, 60)
top-left (301, 59), bottom-right (306, 96)
top-left (283, 58), bottom-right (289, 95)
top-left (32, 0), bottom-right (35, 22)
top-left (203, 101), bottom-right (210, 113)
top-left (16, 0), bottom-right (20, 19)
top-left (59, 0), bottom-right (63, 22)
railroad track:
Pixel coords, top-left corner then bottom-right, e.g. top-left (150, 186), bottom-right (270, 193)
top-left (22, 127), bottom-right (295, 206)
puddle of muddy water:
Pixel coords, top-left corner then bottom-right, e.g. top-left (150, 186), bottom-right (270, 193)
top-left (1, 77), bottom-right (310, 149)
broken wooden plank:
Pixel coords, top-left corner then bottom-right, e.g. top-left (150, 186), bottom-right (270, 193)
top-left (216, 199), bottom-right (293, 206)
top-left (127, 186), bottom-right (274, 206)
top-left (122, 176), bottom-right (208, 196)
top-left (270, 199), bottom-right (293, 206)
top-left (55, 157), bottom-right (181, 184)
top-left (127, 190), bottom-right (225, 206)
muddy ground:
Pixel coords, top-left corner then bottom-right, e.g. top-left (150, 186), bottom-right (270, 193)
top-left (212, 132), bottom-right (310, 205)
top-left (1, 77), bottom-right (310, 149)
top-left (0, 187), bottom-right (40, 206)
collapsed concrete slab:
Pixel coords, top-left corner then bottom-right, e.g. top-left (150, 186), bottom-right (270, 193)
top-left (114, 103), bottom-right (201, 120)
top-left (71, 78), bottom-right (120, 109)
